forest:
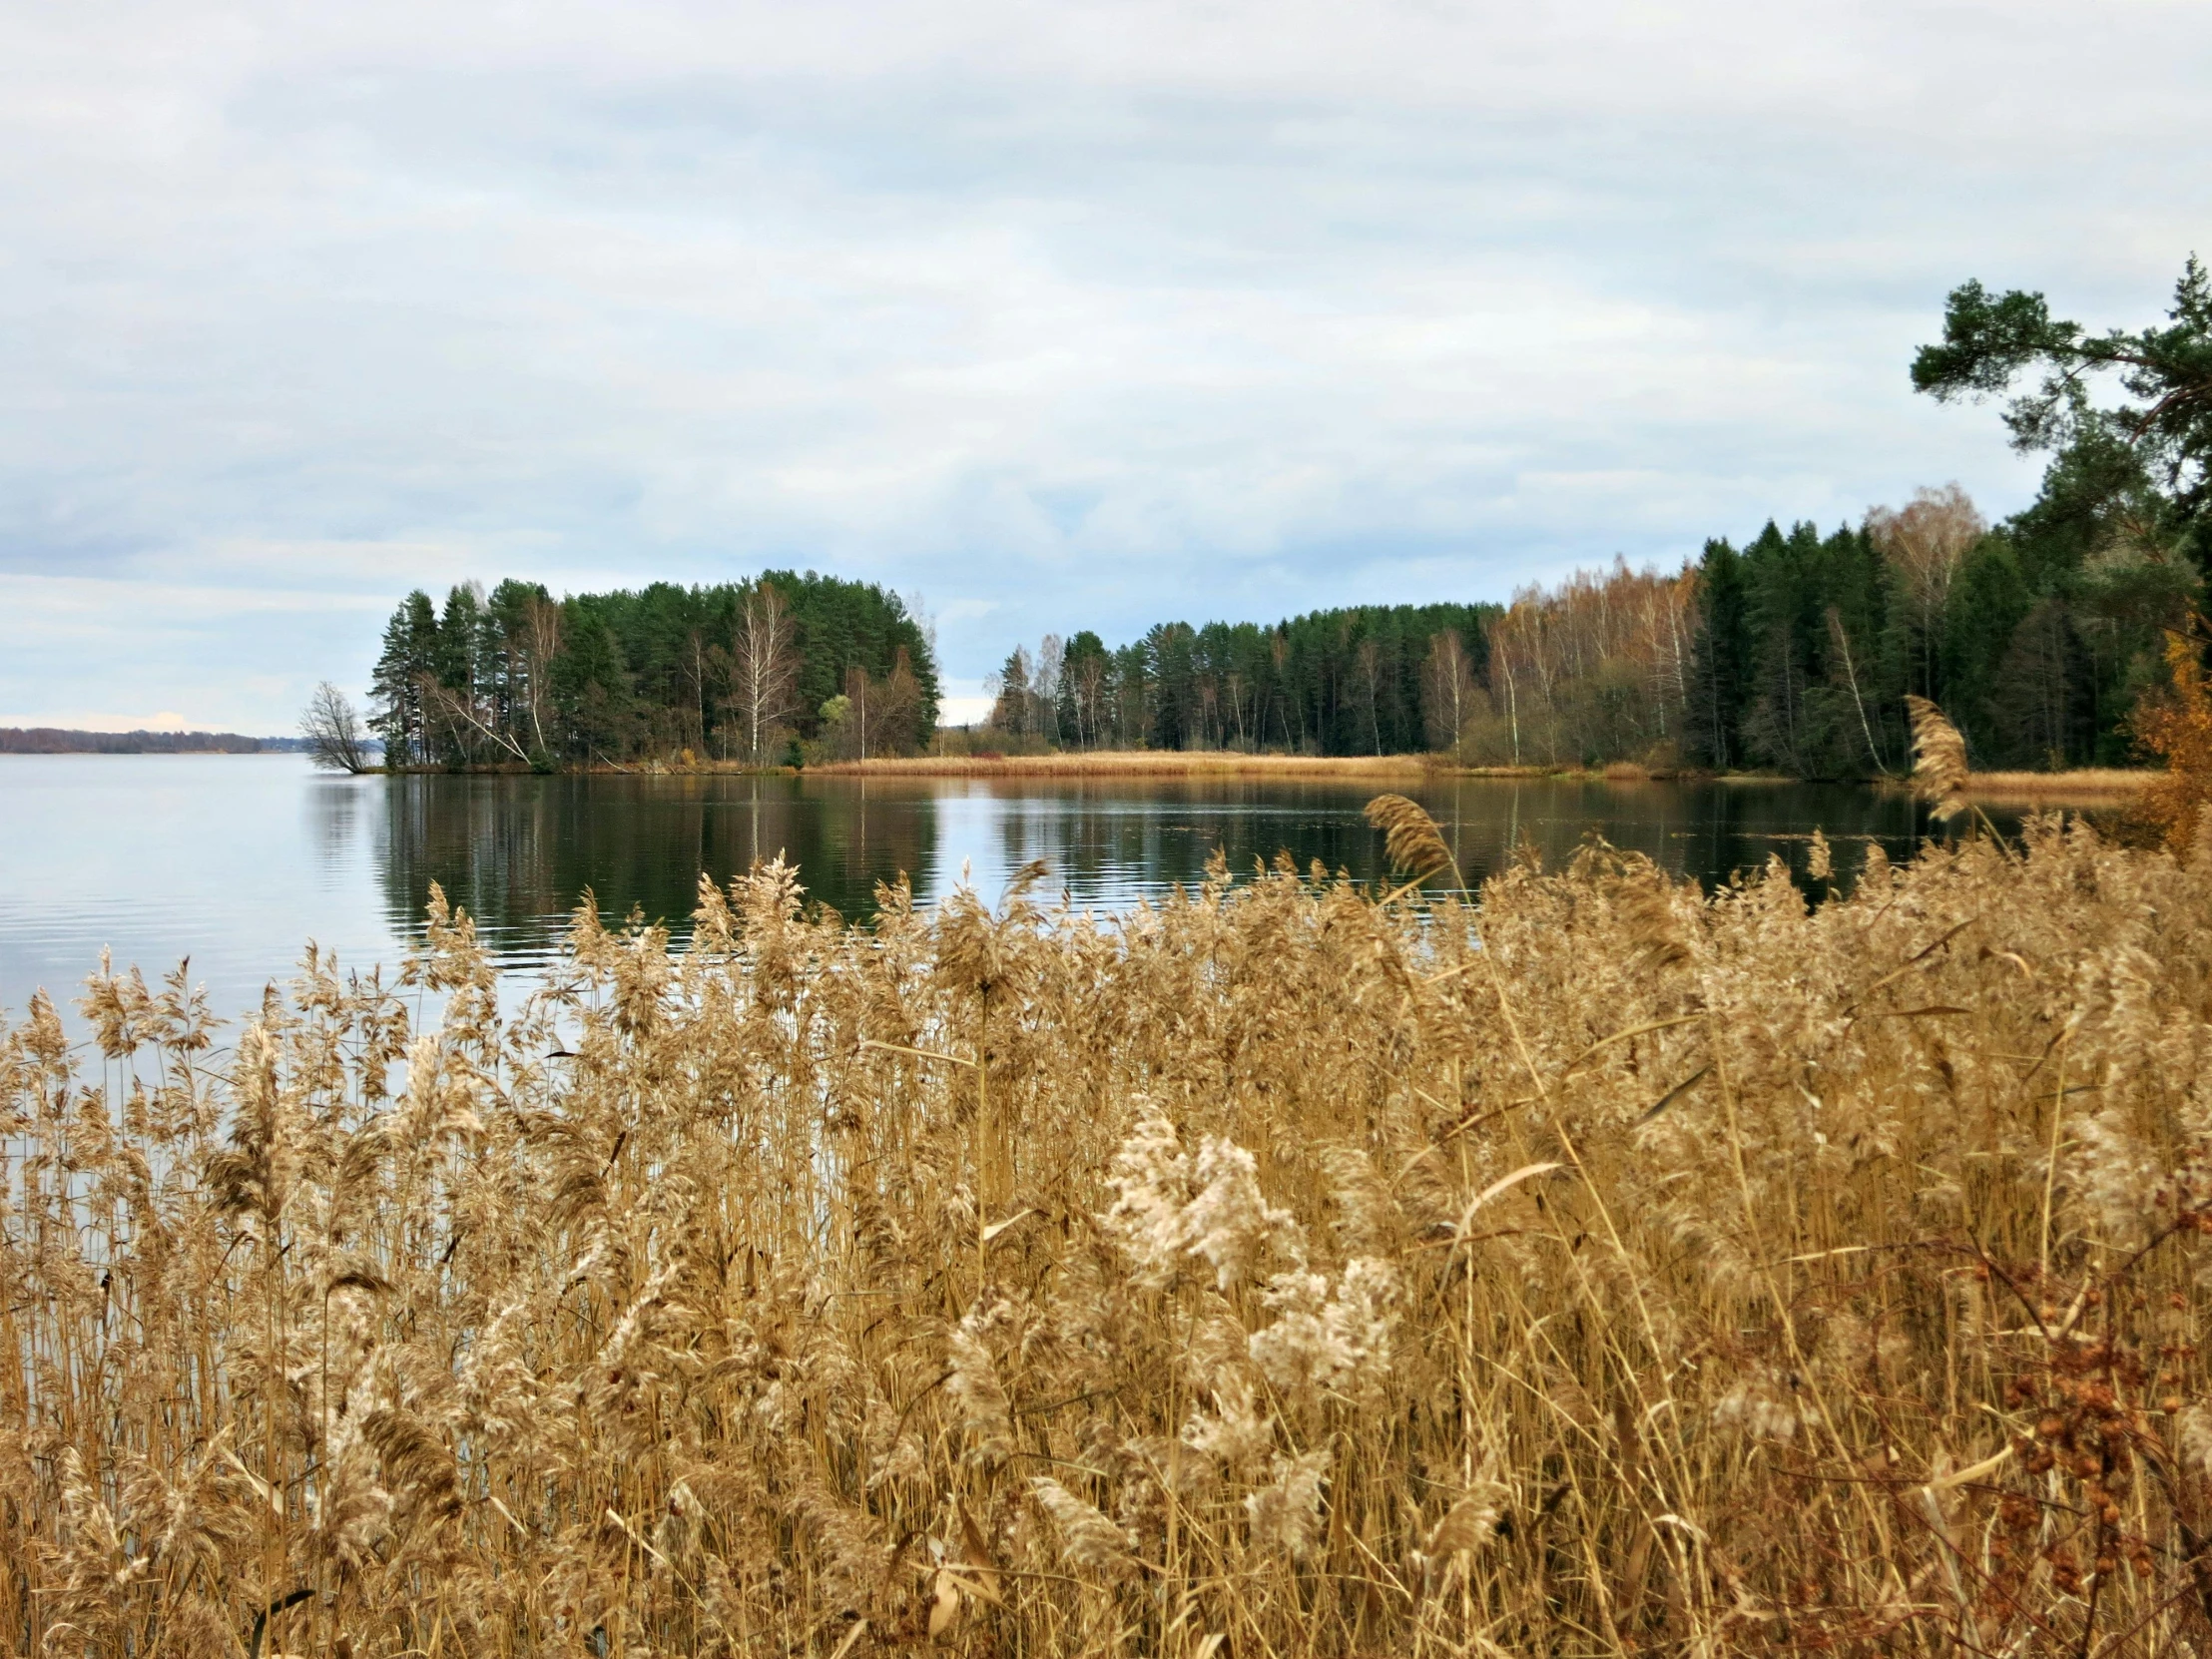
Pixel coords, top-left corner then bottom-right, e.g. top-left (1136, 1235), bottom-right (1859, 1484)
top-left (365, 573), bottom-right (937, 769)
top-left (981, 605), bottom-right (1499, 757)
top-left (981, 258), bottom-right (2211, 774)
top-left (985, 483), bottom-right (2185, 774)
top-left (347, 259), bottom-right (2210, 778)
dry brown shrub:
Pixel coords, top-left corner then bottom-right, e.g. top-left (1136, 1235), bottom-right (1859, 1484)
top-left (2133, 629), bottom-right (2212, 853)
top-left (9, 822), bottom-right (2212, 1655)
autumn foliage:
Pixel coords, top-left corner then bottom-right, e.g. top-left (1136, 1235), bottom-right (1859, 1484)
top-left (2132, 628), bottom-right (2212, 850)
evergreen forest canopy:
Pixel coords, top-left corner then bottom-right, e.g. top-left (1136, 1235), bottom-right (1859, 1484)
top-left (982, 606), bottom-right (1500, 757)
top-left (367, 574), bottom-right (936, 769)
top-left (980, 257), bottom-right (2212, 775)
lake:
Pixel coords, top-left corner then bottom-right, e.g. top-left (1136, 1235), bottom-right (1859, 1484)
top-left (1, 754), bottom-right (2001, 1023)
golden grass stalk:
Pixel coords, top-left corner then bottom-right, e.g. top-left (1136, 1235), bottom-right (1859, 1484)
top-left (1905, 693), bottom-right (1970, 822)
top-left (1956, 768), bottom-right (2150, 799)
top-left (1362, 792), bottom-right (1463, 888)
top-left (811, 750), bottom-right (1442, 779)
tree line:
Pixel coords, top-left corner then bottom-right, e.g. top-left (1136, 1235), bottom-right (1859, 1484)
top-left (361, 574), bottom-right (938, 769)
top-left (979, 476), bottom-right (2189, 775)
top-left (315, 258), bottom-right (2207, 778)
top-left (982, 606), bottom-right (1500, 757)
top-left (0, 728), bottom-right (309, 755)
top-left (974, 258), bottom-right (2210, 775)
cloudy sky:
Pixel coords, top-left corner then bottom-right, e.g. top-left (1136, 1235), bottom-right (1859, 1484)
top-left (3, 1), bottom-right (2207, 730)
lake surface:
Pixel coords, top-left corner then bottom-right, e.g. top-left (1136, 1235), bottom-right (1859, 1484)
top-left (1, 754), bottom-right (2001, 1024)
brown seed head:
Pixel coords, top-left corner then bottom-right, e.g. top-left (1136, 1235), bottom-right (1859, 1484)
top-left (1904, 695), bottom-right (1969, 823)
top-left (1364, 794), bottom-right (1459, 886)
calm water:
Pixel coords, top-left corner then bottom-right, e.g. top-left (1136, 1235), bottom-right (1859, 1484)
top-left (1, 754), bottom-right (1995, 1024)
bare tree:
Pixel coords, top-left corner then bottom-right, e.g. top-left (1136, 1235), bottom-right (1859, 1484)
top-left (1355, 637), bottom-right (1384, 756)
top-left (1488, 623), bottom-right (1522, 765)
top-left (1072, 654), bottom-right (1106, 750)
top-left (419, 673), bottom-right (531, 765)
top-left (878, 647), bottom-right (924, 756)
top-left (1826, 606), bottom-right (1891, 775)
top-left (516, 596), bottom-right (563, 759)
top-left (727, 581), bottom-right (801, 766)
top-left (842, 664), bottom-right (873, 762)
top-left (1420, 631), bottom-right (1477, 753)
top-left (301, 682), bottom-right (372, 774)
top-left (1035, 635), bottom-right (1064, 745)
top-left (1869, 484), bottom-right (1986, 696)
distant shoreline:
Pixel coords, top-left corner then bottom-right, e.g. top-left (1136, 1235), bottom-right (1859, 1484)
top-left (0, 728), bottom-right (311, 756)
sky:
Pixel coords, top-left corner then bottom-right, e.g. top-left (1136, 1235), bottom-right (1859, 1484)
top-left (3, 2), bottom-right (2209, 731)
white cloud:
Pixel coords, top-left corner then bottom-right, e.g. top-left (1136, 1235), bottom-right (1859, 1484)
top-left (1, 0), bottom-right (2205, 726)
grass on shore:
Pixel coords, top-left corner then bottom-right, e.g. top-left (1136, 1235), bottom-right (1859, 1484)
top-left (811, 750), bottom-right (1448, 779)
top-left (1958, 768), bottom-right (2152, 802)
top-left (7, 815), bottom-right (2212, 1655)
top-left (811, 750), bottom-right (2158, 801)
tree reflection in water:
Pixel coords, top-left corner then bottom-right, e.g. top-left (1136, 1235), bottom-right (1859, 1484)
top-left (370, 773), bottom-right (1989, 975)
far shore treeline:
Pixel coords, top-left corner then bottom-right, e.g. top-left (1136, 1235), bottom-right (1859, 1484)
top-left (0, 728), bottom-right (311, 756)
top-left (978, 487), bottom-right (2177, 776)
top-left (347, 259), bottom-right (2210, 778)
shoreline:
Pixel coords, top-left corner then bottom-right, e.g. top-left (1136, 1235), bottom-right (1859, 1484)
top-left (1950, 767), bottom-right (2148, 803)
top-left (806, 751), bottom-right (2157, 801)
top-left (247, 748), bottom-right (2158, 800)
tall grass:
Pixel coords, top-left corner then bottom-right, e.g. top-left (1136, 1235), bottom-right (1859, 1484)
top-left (7, 815), bottom-right (2212, 1656)
top-left (1959, 770), bottom-right (2152, 804)
top-left (811, 751), bottom-right (1447, 779)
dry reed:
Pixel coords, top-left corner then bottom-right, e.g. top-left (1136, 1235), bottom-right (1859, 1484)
top-left (1905, 695), bottom-right (1969, 823)
top-left (811, 752), bottom-right (1444, 780)
top-left (1363, 794), bottom-right (1463, 889)
top-left (9, 816), bottom-right (2212, 1655)
top-left (1960, 770), bottom-right (2152, 804)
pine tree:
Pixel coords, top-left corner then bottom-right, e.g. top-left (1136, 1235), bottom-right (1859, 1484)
top-left (367, 590), bottom-right (439, 767)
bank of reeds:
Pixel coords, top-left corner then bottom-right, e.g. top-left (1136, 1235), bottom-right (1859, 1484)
top-left (1959, 769), bottom-right (2152, 805)
top-left (812, 751), bottom-right (1447, 779)
top-left (8, 814), bottom-right (2212, 1656)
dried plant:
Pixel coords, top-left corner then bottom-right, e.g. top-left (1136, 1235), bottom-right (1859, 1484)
top-left (2133, 627), bottom-right (2212, 853)
top-left (1363, 792), bottom-right (1463, 887)
top-left (10, 816), bottom-right (2212, 1656)
top-left (1906, 692), bottom-right (1970, 821)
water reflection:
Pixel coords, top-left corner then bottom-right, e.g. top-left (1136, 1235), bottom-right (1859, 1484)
top-left (1, 754), bottom-right (2064, 1033)
top-left (0, 757), bottom-right (2052, 1022)
top-left (306, 777), bottom-right (361, 878)
top-left (374, 775), bottom-right (940, 961)
top-left (366, 773), bottom-right (1978, 972)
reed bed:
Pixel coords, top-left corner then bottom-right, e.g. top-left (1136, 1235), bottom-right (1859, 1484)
top-left (7, 815), bottom-right (2212, 1656)
top-left (809, 752), bottom-right (1445, 779)
top-left (1960, 770), bottom-right (2153, 804)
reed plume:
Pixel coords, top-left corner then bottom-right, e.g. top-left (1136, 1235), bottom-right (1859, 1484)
top-left (1363, 791), bottom-right (1463, 887)
top-left (1905, 692), bottom-right (1970, 822)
